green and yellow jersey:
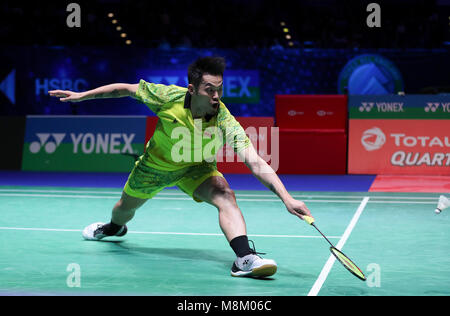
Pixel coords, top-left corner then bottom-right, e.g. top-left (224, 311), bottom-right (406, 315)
top-left (134, 79), bottom-right (251, 171)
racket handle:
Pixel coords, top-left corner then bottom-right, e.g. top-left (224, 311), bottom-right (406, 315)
top-left (303, 216), bottom-right (315, 225)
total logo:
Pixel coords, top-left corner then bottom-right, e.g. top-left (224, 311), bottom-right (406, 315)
top-left (29, 133), bottom-right (136, 154)
top-left (361, 127), bottom-right (386, 151)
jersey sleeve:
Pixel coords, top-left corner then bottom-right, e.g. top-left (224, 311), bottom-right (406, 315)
top-left (135, 79), bottom-right (185, 113)
top-left (217, 104), bottom-right (251, 153)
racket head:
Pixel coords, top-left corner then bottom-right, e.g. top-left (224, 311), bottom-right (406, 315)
top-left (329, 247), bottom-right (366, 281)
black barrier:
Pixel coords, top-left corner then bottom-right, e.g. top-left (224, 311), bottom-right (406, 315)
top-left (0, 116), bottom-right (26, 170)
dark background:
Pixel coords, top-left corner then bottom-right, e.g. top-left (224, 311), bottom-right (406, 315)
top-left (0, 0), bottom-right (449, 117)
top-left (2, 0), bottom-right (449, 49)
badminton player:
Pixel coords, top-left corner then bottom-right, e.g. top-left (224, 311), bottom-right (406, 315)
top-left (48, 56), bottom-right (313, 278)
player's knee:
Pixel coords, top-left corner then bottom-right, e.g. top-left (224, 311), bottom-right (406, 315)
top-left (212, 185), bottom-right (236, 203)
top-left (222, 187), bottom-right (236, 201)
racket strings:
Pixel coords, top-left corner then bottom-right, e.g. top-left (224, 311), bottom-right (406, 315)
top-left (331, 248), bottom-right (366, 281)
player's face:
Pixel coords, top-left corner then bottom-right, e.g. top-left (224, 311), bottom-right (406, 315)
top-left (191, 74), bottom-right (223, 117)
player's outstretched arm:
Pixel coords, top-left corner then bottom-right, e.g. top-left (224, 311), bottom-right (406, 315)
top-left (239, 145), bottom-right (313, 221)
top-left (48, 83), bottom-right (139, 102)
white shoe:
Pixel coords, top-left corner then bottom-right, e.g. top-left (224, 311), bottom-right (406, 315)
top-left (82, 222), bottom-right (127, 241)
top-left (231, 254), bottom-right (277, 278)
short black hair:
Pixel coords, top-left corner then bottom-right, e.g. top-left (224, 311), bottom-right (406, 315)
top-left (188, 56), bottom-right (226, 89)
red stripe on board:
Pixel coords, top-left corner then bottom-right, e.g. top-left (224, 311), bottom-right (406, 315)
top-left (369, 175), bottom-right (450, 193)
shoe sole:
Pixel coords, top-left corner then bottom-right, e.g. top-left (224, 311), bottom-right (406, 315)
top-left (231, 264), bottom-right (277, 278)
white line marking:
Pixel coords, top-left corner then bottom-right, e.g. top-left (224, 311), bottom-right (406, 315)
top-left (0, 193), bottom-right (434, 204)
top-left (335, 197), bottom-right (370, 249)
top-left (0, 193), bottom-right (119, 199)
top-left (0, 189), bottom-right (123, 194)
top-left (307, 196), bottom-right (370, 297)
top-left (0, 227), bottom-right (81, 232)
top-left (0, 189), bottom-right (441, 200)
top-left (366, 201), bottom-right (435, 204)
top-left (0, 227), bottom-right (341, 239)
top-left (231, 198), bottom-right (362, 203)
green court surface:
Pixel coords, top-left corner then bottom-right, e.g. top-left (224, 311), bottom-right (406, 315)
top-left (0, 186), bottom-right (449, 296)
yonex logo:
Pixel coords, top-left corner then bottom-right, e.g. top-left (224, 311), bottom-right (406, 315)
top-left (71, 133), bottom-right (136, 154)
top-left (361, 127), bottom-right (386, 151)
top-left (359, 102), bottom-right (375, 112)
top-left (29, 133), bottom-right (66, 154)
top-left (425, 103), bottom-right (440, 112)
top-left (29, 133), bottom-right (136, 155)
top-left (424, 102), bottom-right (450, 113)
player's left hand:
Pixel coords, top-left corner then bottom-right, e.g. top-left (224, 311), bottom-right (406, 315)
top-left (284, 198), bottom-right (313, 221)
top-left (48, 90), bottom-right (85, 102)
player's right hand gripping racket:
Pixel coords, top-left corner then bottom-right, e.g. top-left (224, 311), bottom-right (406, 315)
top-left (303, 216), bottom-right (366, 281)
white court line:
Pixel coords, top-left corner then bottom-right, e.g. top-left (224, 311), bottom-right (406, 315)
top-left (366, 200), bottom-right (435, 204)
top-left (0, 193), bottom-right (120, 199)
top-left (0, 226), bottom-right (341, 239)
top-left (0, 189), bottom-right (122, 194)
top-left (0, 227), bottom-right (80, 232)
top-left (0, 193), bottom-right (194, 200)
top-left (307, 196), bottom-right (370, 297)
top-left (0, 193), bottom-right (436, 204)
top-left (0, 189), bottom-right (441, 200)
top-left (0, 192), bottom-right (359, 202)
